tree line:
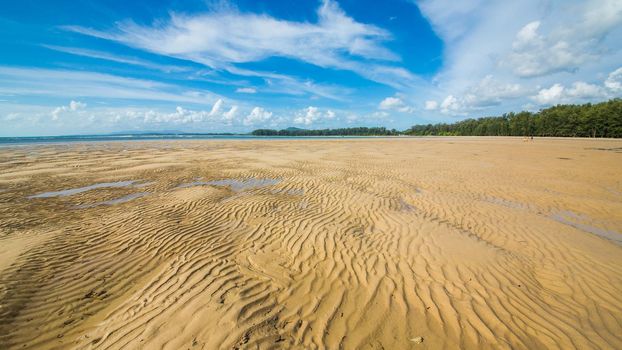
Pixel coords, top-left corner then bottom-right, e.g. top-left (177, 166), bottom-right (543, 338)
top-left (405, 99), bottom-right (622, 137)
top-left (252, 127), bottom-right (400, 136)
top-left (251, 99), bottom-right (622, 138)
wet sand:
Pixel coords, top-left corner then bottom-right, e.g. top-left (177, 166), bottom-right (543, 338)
top-left (0, 137), bottom-right (621, 349)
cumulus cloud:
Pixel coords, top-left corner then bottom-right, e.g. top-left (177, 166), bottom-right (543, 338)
top-left (605, 67), bottom-right (622, 92)
top-left (64, 0), bottom-right (415, 89)
top-left (532, 81), bottom-right (608, 106)
top-left (209, 98), bottom-right (223, 116)
top-left (505, 21), bottom-right (591, 77)
top-left (378, 96), bottom-right (414, 113)
top-left (567, 82), bottom-right (605, 98)
top-left (293, 106), bottom-right (336, 125)
top-left (118, 99), bottom-right (238, 124)
top-left (533, 84), bottom-right (565, 105)
top-left (235, 87), bottom-right (257, 94)
top-left (1, 102), bottom-right (275, 136)
top-left (223, 106), bottom-right (238, 121)
top-left (51, 100), bottom-right (87, 120)
top-left (431, 75), bottom-right (525, 115)
top-left (504, 1), bottom-right (622, 78)
top-left (440, 95), bottom-right (461, 114)
top-left (466, 76), bottom-right (523, 106)
top-left (124, 100), bottom-right (241, 125)
top-left (69, 100), bottom-right (86, 111)
top-left (414, 0), bottom-right (622, 117)
top-left (424, 100), bottom-right (438, 110)
top-left (243, 107), bottom-right (273, 126)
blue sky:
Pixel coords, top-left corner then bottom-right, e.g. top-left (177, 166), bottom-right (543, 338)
top-left (1, 0), bottom-right (621, 136)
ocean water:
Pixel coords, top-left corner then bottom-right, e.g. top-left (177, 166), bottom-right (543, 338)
top-left (0, 134), bottom-right (389, 146)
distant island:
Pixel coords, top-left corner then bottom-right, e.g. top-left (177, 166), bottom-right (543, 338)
top-left (253, 99), bottom-right (622, 138)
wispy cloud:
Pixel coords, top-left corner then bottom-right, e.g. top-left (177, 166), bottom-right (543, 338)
top-left (235, 87), bottom-right (257, 94)
top-left (62, 0), bottom-right (416, 89)
top-left (0, 66), bottom-right (223, 105)
top-left (42, 45), bottom-right (190, 73)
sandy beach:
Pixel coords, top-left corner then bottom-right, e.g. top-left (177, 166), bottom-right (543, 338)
top-left (0, 137), bottom-right (621, 349)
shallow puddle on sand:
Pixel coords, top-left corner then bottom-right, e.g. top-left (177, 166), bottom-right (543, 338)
top-left (399, 198), bottom-right (416, 211)
top-left (76, 192), bottom-right (150, 208)
top-left (28, 180), bottom-right (139, 198)
top-left (176, 180), bottom-right (210, 189)
top-left (133, 181), bottom-right (156, 188)
top-left (484, 196), bottom-right (530, 210)
top-left (177, 177), bottom-right (281, 192)
top-left (550, 210), bottom-right (622, 245)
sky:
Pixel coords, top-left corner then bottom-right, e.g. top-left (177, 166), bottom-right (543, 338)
top-left (1, 0), bottom-right (621, 136)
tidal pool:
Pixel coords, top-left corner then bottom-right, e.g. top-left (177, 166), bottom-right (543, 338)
top-left (550, 210), bottom-right (622, 245)
top-left (28, 180), bottom-right (139, 198)
top-left (76, 192), bottom-right (150, 208)
top-left (177, 178), bottom-right (281, 192)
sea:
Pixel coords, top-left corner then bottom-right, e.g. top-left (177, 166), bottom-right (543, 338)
top-left (0, 134), bottom-right (395, 146)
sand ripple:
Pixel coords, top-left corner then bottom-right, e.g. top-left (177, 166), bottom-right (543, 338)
top-left (0, 138), bottom-right (621, 349)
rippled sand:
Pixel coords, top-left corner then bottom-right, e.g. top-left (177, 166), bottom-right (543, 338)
top-left (1, 137), bottom-right (621, 349)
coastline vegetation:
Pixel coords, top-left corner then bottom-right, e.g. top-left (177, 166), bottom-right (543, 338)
top-left (253, 99), bottom-right (622, 138)
top-left (252, 127), bottom-right (399, 136)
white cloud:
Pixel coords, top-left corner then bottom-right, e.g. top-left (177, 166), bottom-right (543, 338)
top-left (533, 84), bottom-right (565, 105)
top-left (209, 98), bottom-right (223, 116)
top-left (372, 111), bottom-right (389, 119)
top-left (4, 112), bottom-right (20, 122)
top-left (378, 96), bottom-right (414, 113)
top-left (431, 75), bottom-right (524, 115)
top-left (243, 107), bottom-right (273, 126)
top-left (0, 66), bottom-right (224, 105)
top-left (440, 95), bottom-right (461, 114)
top-left (461, 75), bottom-right (523, 107)
top-left (112, 101), bottom-right (241, 125)
top-left (293, 106), bottom-right (336, 125)
top-left (114, 104), bottom-right (242, 125)
top-left (69, 100), bottom-right (86, 111)
top-left (223, 106), bottom-right (238, 121)
top-left (412, 0), bottom-right (622, 117)
top-left (605, 67), bottom-right (622, 92)
top-left (236, 87), bottom-right (257, 94)
top-left (63, 0), bottom-right (416, 89)
top-left (51, 100), bottom-right (87, 121)
top-left (567, 82), bottom-right (604, 98)
top-left (514, 21), bottom-right (540, 44)
top-left (533, 80), bottom-right (608, 106)
top-left (505, 21), bottom-right (590, 78)
top-left (424, 100), bottom-right (438, 110)
top-left (345, 114), bottom-right (359, 123)
top-left (0, 102), bottom-right (265, 136)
